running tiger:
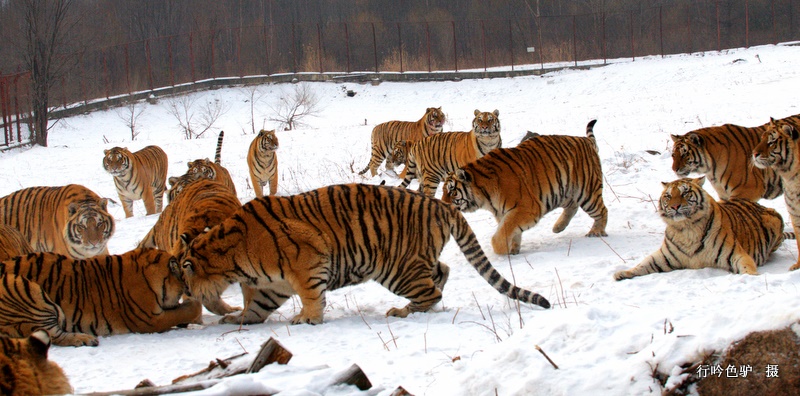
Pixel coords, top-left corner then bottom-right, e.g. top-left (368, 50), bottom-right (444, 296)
top-left (670, 114), bottom-right (800, 201)
top-left (0, 248), bottom-right (202, 347)
top-left (0, 185), bottom-right (115, 259)
top-left (396, 109), bottom-right (502, 197)
top-left (0, 331), bottom-right (72, 395)
top-left (185, 131), bottom-right (238, 197)
top-left (443, 120), bottom-right (608, 255)
top-left (139, 179), bottom-right (244, 315)
top-left (247, 129), bottom-right (279, 198)
top-left (753, 120), bottom-right (800, 271)
top-left (0, 225), bottom-right (33, 261)
top-left (178, 183), bottom-right (550, 326)
top-left (358, 107), bottom-right (446, 177)
top-left (614, 177), bottom-right (789, 280)
top-left (103, 145), bottom-right (168, 217)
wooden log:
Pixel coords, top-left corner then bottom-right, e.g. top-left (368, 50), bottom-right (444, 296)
top-left (85, 380), bottom-right (227, 396)
top-left (246, 337), bottom-right (293, 373)
top-left (390, 386), bottom-right (414, 395)
top-left (329, 363), bottom-right (372, 390)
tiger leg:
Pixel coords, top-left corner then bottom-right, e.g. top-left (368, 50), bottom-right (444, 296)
top-left (580, 194), bottom-right (609, 237)
top-left (399, 161), bottom-right (417, 189)
top-left (0, 275), bottom-right (98, 347)
top-left (432, 261), bottom-right (450, 292)
top-left (269, 172), bottom-right (278, 196)
top-left (153, 188), bottom-right (165, 213)
top-left (613, 250), bottom-right (675, 281)
top-left (145, 298), bottom-right (202, 332)
top-left (553, 203), bottom-right (579, 233)
top-left (790, 215), bottom-right (800, 271)
top-left (492, 206), bottom-right (541, 255)
top-left (141, 185), bottom-right (157, 215)
top-left (284, 250), bottom-right (330, 325)
top-left (384, 258), bottom-right (442, 318)
top-left (221, 283), bottom-right (293, 325)
top-left (418, 174), bottom-right (440, 198)
top-left (726, 245), bottom-right (759, 275)
top-left (201, 288), bottom-right (242, 316)
top-left (250, 171), bottom-right (264, 198)
top-left (120, 195), bottom-right (134, 218)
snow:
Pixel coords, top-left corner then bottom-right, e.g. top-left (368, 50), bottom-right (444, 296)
top-left (2, 43), bottom-right (800, 396)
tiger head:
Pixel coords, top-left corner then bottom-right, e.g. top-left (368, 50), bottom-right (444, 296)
top-left (387, 140), bottom-right (412, 169)
top-left (658, 176), bottom-right (710, 223)
top-left (442, 169), bottom-right (482, 212)
top-left (753, 119), bottom-right (800, 173)
top-left (64, 198), bottom-right (115, 259)
top-left (255, 129), bottom-right (279, 152)
top-left (102, 147), bottom-right (133, 177)
top-left (133, 248), bottom-right (188, 310)
top-left (187, 158), bottom-right (217, 179)
top-left (472, 109), bottom-right (501, 138)
top-left (0, 331), bottom-right (72, 395)
top-left (167, 172), bottom-right (206, 203)
top-left (424, 107), bottom-right (446, 134)
top-left (178, 229), bottom-right (237, 307)
top-left (670, 133), bottom-right (708, 177)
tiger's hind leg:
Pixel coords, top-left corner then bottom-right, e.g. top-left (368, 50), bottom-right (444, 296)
top-left (493, 205), bottom-right (542, 255)
top-left (432, 261), bottom-right (450, 292)
top-left (220, 283), bottom-right (293, 325)
top-left (580, 194), bottom-right (609, 237)
top-left (553, 202), bottom-right (579, 233)
top-left (383, 258), bottom-right (443, 318)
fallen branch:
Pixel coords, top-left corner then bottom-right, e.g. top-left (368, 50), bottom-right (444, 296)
top-left (535, 345), bottom-right (559, 369)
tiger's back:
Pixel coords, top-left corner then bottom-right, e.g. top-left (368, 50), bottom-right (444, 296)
top-left (179, 183), bottom-right (549, 326)
top-left (0, 185), bottom-right (114, 259)
top-left (103, 145), bottom-right (168, 217)
top-left (0, 225), bottom-right (33, 261)
top-left (185, 131), bottom-right (237, 197)
top-left (0, 331), bottom-right (72, 395)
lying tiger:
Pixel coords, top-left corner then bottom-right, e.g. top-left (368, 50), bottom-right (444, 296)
top-left (0, 225), bottom-right (33, 261)
top-left (614, 177), bottom-right (790, 280)
top-left (0, 248), bottom-right (201, 347)
top-left (0, 331), bottom-right (72, 395)
top-left (178, 183), bottom-right (550, 326)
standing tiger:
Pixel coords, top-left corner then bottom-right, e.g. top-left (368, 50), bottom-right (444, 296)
top-left (0, 225), bottom-right (33, 261)
top-left (185, 131), bottom-right (238, 197)
top-left (613, 177), bottom-right (788, 280)
top-left (670, 114), bottom-right (800, 201)
top-left (753, 120), bottom-right (800, 271)
top-left (443, 120), bottom-right (608, 255)
top-left (396, 109), bottom-right (502, 197)
top-left (0, 331), bottom-right (72, 395)
top-left (358, 107), bottom-right (446, 177)
top-left (103, 145), bottom-right (168, 218)
top-left (247, 129), bottom-right (279, 198)
top-left (0, 185), bottom-right (115, 259)
top-left (138, 179), bottom-right (245, 315)
top-left (178, 184), bottom-right (550, 326)
top-left (0, 248), bottom-right (202, 347)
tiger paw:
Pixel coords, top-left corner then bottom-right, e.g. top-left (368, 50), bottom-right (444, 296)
top-left (386, 306), bottom-right (410, 318)
top-left (55, 332), bottom-right (99, 347)
top-left (790, 262), bottom-right (800, 271)
top-left (613, 270), bottom-right (633, 281)
top-left (586, 229), bottom-right (608, 237)
top-left (290, 313), bottom-right (322, 325)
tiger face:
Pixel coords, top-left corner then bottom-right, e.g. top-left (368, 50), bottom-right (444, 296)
top-left (658, 177), bottom-right (708, 222)
top-left (753, 122), bottom-right (800, 173)
top-left (425, 107), bottom-right (445, 133)
top-left (387, 140), bottom-right (412, 169)
top-left (167, 172), bottom-right (205, 203)
top-left (443, 169), bottom-right (480, 212)
top-left (256, 129), bottom-right (279, 152)
top-left (65, 199), bottom-right (114, 258)
top-left (472, 109), bottom-right (501, 137)
top-left (670, 133), bottom-right (707, 176)
top-left (187, 158), bottom-right (217, 179)
top-left (179, 237), bottom-right (234, 309)
top-left (102, 147), bottom-right (132, 176)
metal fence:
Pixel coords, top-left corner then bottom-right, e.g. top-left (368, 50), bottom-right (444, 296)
top-left (3, 0), bottom-right (799, 147)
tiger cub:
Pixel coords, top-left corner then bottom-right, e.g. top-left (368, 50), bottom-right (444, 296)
top-left (358, 107), bottom-right (446, 177)
top-left (185, 131), bottom-right (238, 197)
top-left (0, 225), bottom-right (33, 261)
top-left (103, 145), bottom-right (168, 217)
top-left (0, 185), bottom-right (115, 259)
top-left (753, 121), bottom-right (800, 271)
top-left (178, 184), bottom-right (550, 326)
top-left (443, 120), bottom-right (608, 255)
top-left (138, 179), bottom-right (244, 315)
top-left (0, 248), bottom-right (202, 347)
top-left (614, 177), bottom-right (787, 280)
top-left (397, 109), bottom-right (502, 197)
top-left (670, 114), bottom-right (800, 201)
top-left (247, 129), bottom-right (279, 198)
top-left (0, 331), bottom-right (72, 395)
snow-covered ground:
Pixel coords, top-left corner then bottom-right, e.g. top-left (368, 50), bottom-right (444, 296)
top-left (2, 43), bottom-right (800, 396)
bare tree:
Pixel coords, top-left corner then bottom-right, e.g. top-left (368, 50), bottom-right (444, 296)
top-left (166, 95), bottom-right (229, 139)
top-left (242, 84), bottom-right (268, 134)
top-left (115, 100), bottom-right (146, 141)
top-left (268, 83), bottom-right (322, 131)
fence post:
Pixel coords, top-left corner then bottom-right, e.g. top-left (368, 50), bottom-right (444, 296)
top-left (508, 19), bottom-right (514, 70)
top-left (318, 23), bottom-right (324, 73)
top-left (572, 15), bottom-right (577, 67)
top-left (372, 23), bottom-right (378, 73)
top-left (263, 25), bottom-right (271, 76)
top-left (237, 27), bottom-right (243, 77)
top-left (772, 0), bottom-right (776, 44)
top-left (452, 21), bottom-right (458, 72)
top-left (124, 43), bottom-right (131, 94)
top-left (292, 23), bottom-right (297, 73)
top-left (630, 11), bottom-right (635, 61)
top-left (190, 32), bottom-right (196, 82)
top-left (1, 78), bottom-right (8, 145)
top-left (146, 39), bottom-right (154, 90)
top-left (102, 50), bottom-right (110, 99)
top-left (397, 22), bottom-right (403, 73)
top-left (537, 16), bottom-right (543, 70)
top-left (481, 20), bottom-right (487, 72)
top-left (426, 22), bottom-right (431, 72)
top-left (687, 9), bottom-right (692, 53)
top-left (211, 33), bottom-right (217, 79)
top-left (602, 12), bottom-right (607, 64)
top-left (716, 1), bottom-right (721, 52)
top-left (659, 6), bottom-right (664, 58)
top-left (168, 37), bottom-right (175, 86)
top-left (746, 0), bottom-right (750, 48)
top-left (344, 23), bottom-right (351, 73)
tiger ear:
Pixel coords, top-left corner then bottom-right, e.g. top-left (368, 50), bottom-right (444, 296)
top-left (168, 258), bottom-right (182, 279)
top-left (692, 176), bottom-right (706, 186)
top-left (168, 176), bottom-right (178, 186)
top-left (687, 132), bottom-right (703, 146)
top-left (455, 168), bottom-right (472, 184)
top-left (67, 202), bottom-right (79, 216)
top-left (770, 117), bottom-right (778, 127)
top-left (492, 109), bottom-right (499, 117)
top-left (179, 233), bottom-right (192, 248)
top-left (98, 198), bottom-right (110, 211)
top-left (27, 330), bottom-right (52, 359)
top-left (103, 149), bottom-right (110, 154)
top-left (785, 125), bottom-right (800, 140)
top-left (661, 181), bottom-right (669, 188)
top-left (474, 109), bottom-right (481, 117)
top-left (670, 134), bottom-right (681, 143)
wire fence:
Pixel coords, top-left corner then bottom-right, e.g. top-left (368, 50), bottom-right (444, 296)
top-left (3, 0), bottom-right (799, 147)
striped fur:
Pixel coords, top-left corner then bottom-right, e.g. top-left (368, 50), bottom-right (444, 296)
top-left (397, 109), bottom-right (502, 197)
top-left (178, 184), bottom-right (550, 326)
top-left (753, 121), bottom-right (800, 271)
top-left (138, 179), bottom-right (244, 315)
top-left (614, 177), bottom-right (787, 280)
top-left (167, 172), bottom-right (204, 203)
top-left (0, 225), bottom-right (33, 261)
top-left (247, 129), bottom-right (279, 198)
top-left (0, 331), bottom-right (71, 395)
top-left (103, 145), bottom-right (168, 217)
top-left (670, 114), bottom-right (800, 201)
top-left (186, 131), bottom-right (237, 197)
top-left (443, 120), bottom-right (607, 255)
top-left (0, 249), bottom-right (201, 347)
top-left (358, 107), bottom-right (446, 176)
top-left (0, 185), bottom-right (114, 259)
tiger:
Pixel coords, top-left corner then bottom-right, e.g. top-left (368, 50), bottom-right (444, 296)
top-left (358, 107), bottom-right (446, 177)
top-left (247, 129), bottom-right (279, 198)
top-left (103, 145), bottom-right (168, 218)
top-left (0, 331), bottom-right (72, 395)
top-left (0, 248), bottom-right (202, 347)
top-left (185, 131), bottom-right (238, 197)
top-left (396, 109), bottom-right (503, 197)
top-left (519, 131), bottom-right (539, 145)
top-left (138, 179), bottom-right (244, 315)
top-left (443, 120), bottom-right (608, 255)
top-left (0, 225), bottom-right (33, 261)
top-left (613, 176), bottom-right (788, 281)
top-left (752, 120), bottom-right (800, 271)
top-left (167, 171), bottom-right (205, 203)
top-left (178, 183), bottom-right (550, 326)
top-left (0, 185), bottom-right (115, 259)
top-left (670, 114), bottom-right (800, 201)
